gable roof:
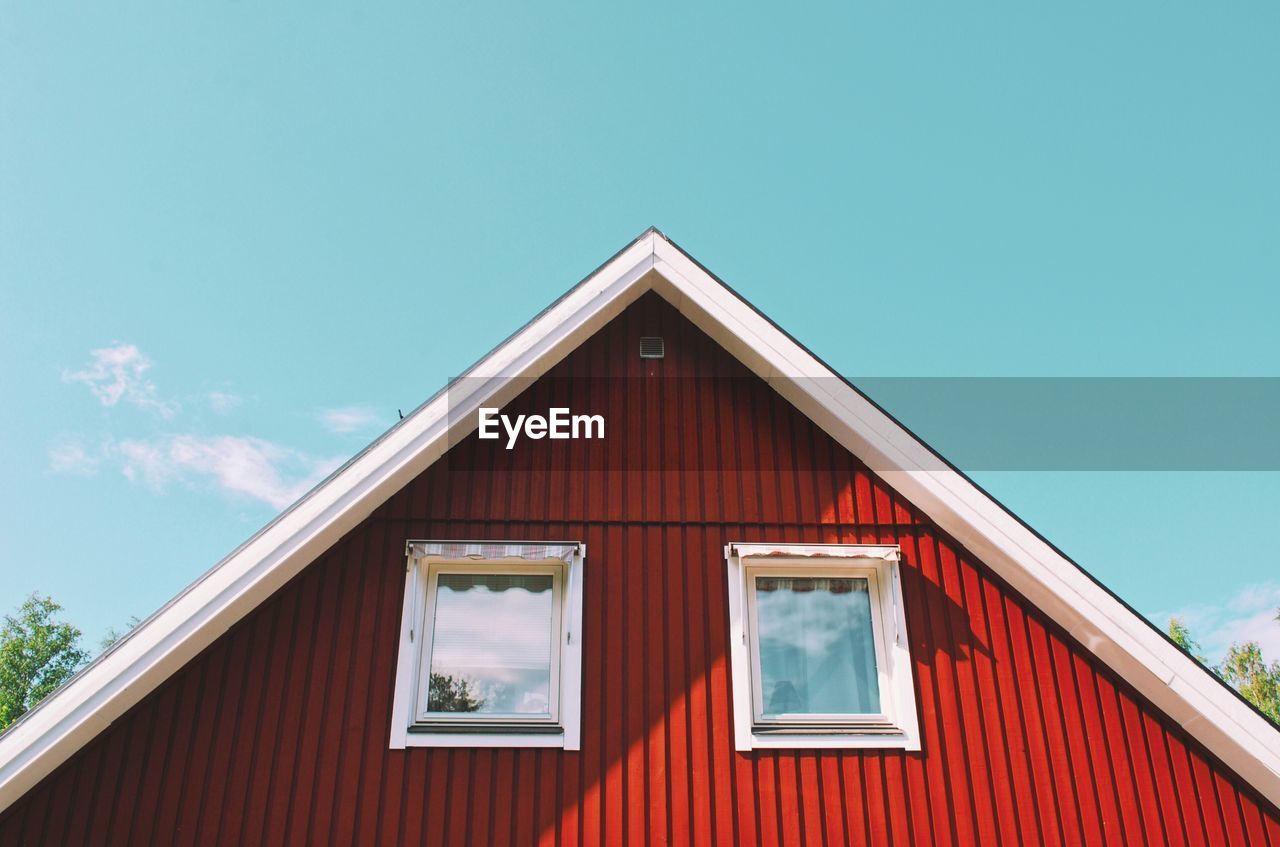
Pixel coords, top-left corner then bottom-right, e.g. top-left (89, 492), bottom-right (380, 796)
top-left (2, 228), bottom-right (1278, 811)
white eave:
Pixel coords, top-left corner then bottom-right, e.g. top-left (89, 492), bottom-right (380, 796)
top-left (0, 228), bottom-right (1277, 810)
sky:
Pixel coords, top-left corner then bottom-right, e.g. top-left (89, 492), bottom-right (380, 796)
top-left (1, 3), bottom-right (1277, 662)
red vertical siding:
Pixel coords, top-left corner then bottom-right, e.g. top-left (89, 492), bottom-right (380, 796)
top-left (2, 291), bottom-right (1277, 845)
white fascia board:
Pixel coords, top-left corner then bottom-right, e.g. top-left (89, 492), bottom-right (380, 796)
top-left (0, 235), bottom-right (658, 813)
top-left (650, 238), bottom-right (1280, 804)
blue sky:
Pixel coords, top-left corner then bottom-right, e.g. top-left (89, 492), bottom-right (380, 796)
top-left (1, 3), bottom-right (1277, 660)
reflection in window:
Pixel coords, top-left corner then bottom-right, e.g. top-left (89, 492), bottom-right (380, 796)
top-left (754, 576), bottom-right (880, 716)
top-left (426, 573), bottom-right (555, 716)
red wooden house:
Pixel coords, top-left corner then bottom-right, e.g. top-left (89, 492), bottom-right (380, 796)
top-left (1, 229), bottom-right (1278, 844)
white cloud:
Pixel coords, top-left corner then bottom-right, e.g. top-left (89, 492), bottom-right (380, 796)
top-left (58, 347), bottom-right (362, 509)
top-left (48, 440), bottom-right (101, 476)
top-left (1155, 583), bottom-right (1280, 663)
top-left (207, 391), bottom-right (242, 415)
top-left (319, 406), bottom-right (380, 434)
top-left (118, 434), bottom-right (343, 509)
top-left (64, 343), bottom-right (177, 418)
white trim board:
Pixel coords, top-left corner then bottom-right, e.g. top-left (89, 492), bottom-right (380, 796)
top-left (0, 228), bottom-right (1277, 812)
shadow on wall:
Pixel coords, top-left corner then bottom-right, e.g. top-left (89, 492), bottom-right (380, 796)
top-left (396, 476), bottom-right (1000, 846)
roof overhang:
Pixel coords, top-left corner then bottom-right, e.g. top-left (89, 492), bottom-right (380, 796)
top-left (1, 228), bottom-right (1277, 810)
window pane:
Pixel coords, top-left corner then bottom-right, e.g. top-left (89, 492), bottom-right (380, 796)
top-left (754, 576), bottom-right (880, 716)
top-left (427, 573), bottom-right (555, 715)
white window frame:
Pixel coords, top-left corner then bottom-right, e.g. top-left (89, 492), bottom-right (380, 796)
top-left (389, 541), bottom-right (584, 749)
top-left (725, 543), bottom-right (921, 751)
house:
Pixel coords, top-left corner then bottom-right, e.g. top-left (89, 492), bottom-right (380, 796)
top-left (1, 229), bottom-right (1278, 844)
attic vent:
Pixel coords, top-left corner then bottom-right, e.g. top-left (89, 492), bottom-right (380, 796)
top-left (639, 337), bottom-right (665, 359)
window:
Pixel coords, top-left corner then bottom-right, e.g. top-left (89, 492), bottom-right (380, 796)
top-left (725, 543), bottom-right (920, 750)
top-left (390, 542), bottom-right (584, 749)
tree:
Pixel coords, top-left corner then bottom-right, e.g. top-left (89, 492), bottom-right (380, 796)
top-left (1168, 616), bottom-right (1207, 664)
top-left (0, 594), bottom-right (91, 730)
top-left (1217, 642), bottom-right (1280, 724)
top-left (427, 673), bottom-right (485, 712)
top-left (1167, 616), bottom-right (1280, 726)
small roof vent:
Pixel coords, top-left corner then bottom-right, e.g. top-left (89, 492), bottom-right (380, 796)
top-left (639, 336), bottom-right (665, 359)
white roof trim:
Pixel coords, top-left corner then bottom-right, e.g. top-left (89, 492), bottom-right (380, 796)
top-left (1, 228), bottom-right (1277, 811)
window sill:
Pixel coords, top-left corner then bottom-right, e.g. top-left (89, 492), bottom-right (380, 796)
top-left (410, 722), bottom-right (563, 735)
top-left (394, 726), bottom-right (568, 749)
top-left (743, 728), bottom-right (921, 751)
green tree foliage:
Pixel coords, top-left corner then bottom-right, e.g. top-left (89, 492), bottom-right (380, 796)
top-left (1167, 616), bottom-right (1280, 725)
top-left (1218, 642), bottom-right (1280, 724)
top-left (0, 594), bottom-right (91, 731)
top-left (427, 672), bottom-right (485, 712)
top-left (1168, 616), bottom-right (1207, 663)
